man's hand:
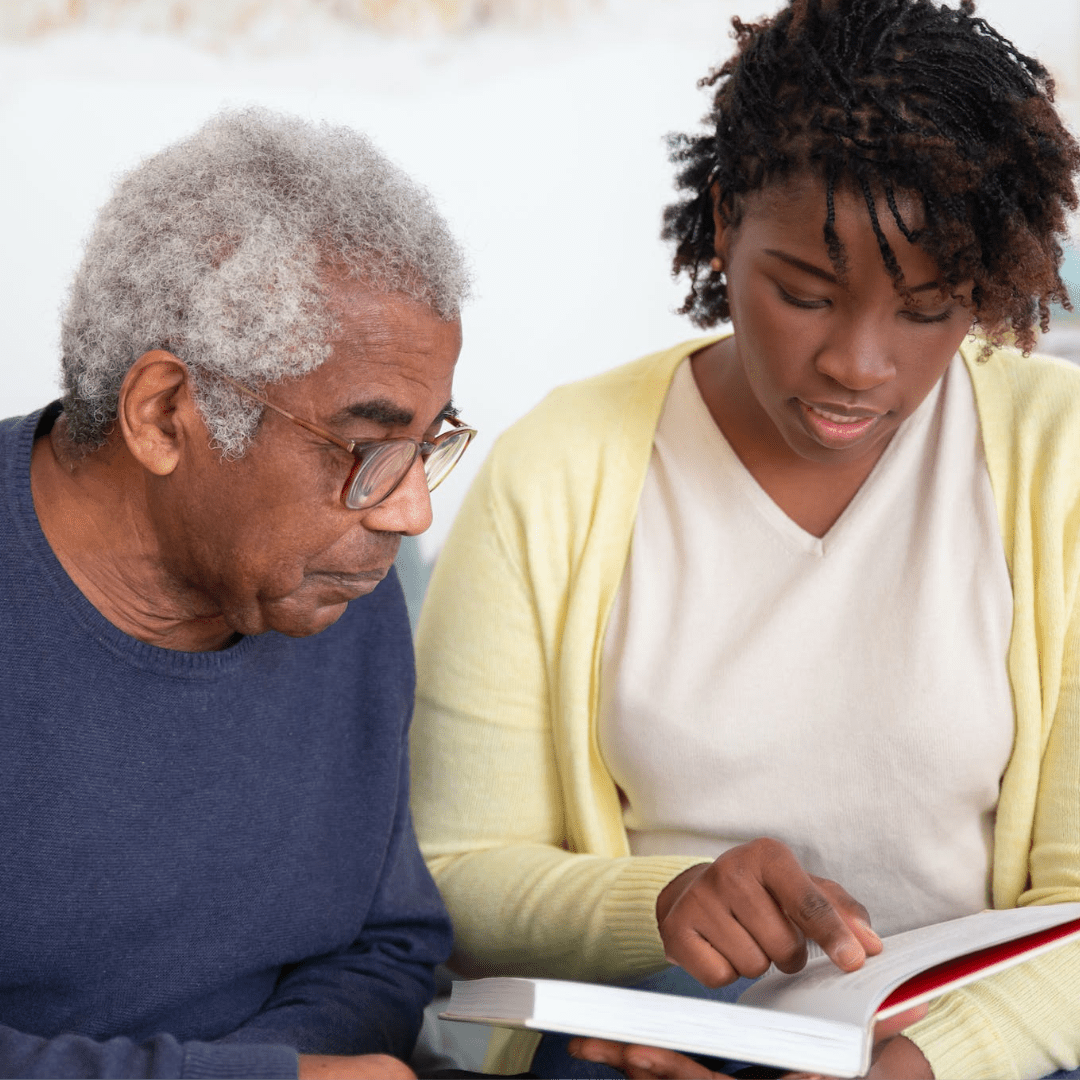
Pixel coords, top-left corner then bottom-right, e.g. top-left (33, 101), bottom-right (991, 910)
top-left (298, 1053), bottom-right (416, 1079)
top-left (656, 839), bottom-right (882, 986)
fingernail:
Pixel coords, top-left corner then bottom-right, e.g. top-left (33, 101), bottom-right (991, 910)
top-left (856, 918), bottom-right (882, 943)
top-left (837, 941), bottom-right (862, 966)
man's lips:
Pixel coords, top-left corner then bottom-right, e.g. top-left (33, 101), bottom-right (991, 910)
top-left (797, 400), bottom-right (886, 448)
top-left (309, 567), bottom-right (391, 598)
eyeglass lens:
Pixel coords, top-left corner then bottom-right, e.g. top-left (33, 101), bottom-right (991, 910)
top-left (344, 429), bottom-right (472, 510)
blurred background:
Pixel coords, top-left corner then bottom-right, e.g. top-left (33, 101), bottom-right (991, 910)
top-left (2, 0), bottom-right (1078, 567)
top-left (2, 3), bottom-right (1077, 1068)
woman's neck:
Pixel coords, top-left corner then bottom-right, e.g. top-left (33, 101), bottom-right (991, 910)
top-left (690, 337), bottom-right (891, 538)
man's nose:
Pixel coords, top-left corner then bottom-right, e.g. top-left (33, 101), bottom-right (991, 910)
top-left (363, 457), bottom-right (433, 537)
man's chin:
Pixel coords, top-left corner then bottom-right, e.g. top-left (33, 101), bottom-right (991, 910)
top-left (263, 577), bottom-right (385, 638)
top-left (278, 603), bottom-right (346, 638)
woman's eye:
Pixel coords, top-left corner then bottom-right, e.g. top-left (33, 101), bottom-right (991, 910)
top-left (904, 307), bottom-right (954, 324)
top-left (777, 284), bottom-right (828, 310)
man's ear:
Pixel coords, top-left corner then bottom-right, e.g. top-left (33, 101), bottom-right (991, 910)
top-left (117, 351), bottom-right (199, 477)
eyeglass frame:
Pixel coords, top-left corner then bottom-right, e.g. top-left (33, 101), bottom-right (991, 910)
top-left (214, 372), bottom-right (476, 510)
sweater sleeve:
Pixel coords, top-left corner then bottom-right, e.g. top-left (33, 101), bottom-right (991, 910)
top-left (0, 1026), bottom-right (298, 1079)
top-left (0, 745), bottom-right (446, 1080)
top-left (411, 445), bottom-right (704, 986)
top-left (902, 625), bottom-right (1080, 1078)
top-left (903, 414), bottom-right (1080, 1079)
top-left (217, 738), bottom-right (452, 1062)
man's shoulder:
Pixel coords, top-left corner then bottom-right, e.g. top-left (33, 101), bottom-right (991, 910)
top-left (0, 403), bottom-right (56, 440)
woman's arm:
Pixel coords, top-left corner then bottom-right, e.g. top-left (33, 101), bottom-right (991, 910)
top-left (411, 441), bottom-right (702, 985)
top-left (901, 513), bottom-right (1080, 1079)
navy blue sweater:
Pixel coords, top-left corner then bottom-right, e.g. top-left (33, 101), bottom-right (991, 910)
top-left (0, 407), bottom-right (453, 1078)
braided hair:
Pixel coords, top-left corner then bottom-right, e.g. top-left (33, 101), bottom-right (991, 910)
top-left (662, 0), bottom-right (1080, 352)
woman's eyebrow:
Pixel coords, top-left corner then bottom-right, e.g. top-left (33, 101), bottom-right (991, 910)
top-left (764, 248), bottom-right (839, 282)
top-left (764, 248), bottom-right (939, 292)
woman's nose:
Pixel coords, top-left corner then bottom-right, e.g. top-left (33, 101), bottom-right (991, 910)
top-left (814, 324), bottom-right (896, 391)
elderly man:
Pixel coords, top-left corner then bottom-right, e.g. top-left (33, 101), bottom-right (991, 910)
top-left (0, 109), bottom-right (472, 1079)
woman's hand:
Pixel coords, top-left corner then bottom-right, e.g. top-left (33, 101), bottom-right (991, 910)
top-left (568, 1038), bottom-right (731, 1078)
top-left (567, 1010), bottom-right (934, 1079)
top-left (656, 839), bottom-right (882, 987)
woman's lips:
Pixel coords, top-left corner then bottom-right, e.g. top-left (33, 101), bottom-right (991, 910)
top-left (797, 400), bottom-right (884, 448)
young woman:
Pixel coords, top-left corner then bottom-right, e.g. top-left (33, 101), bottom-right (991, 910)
top-left (410, 1), bottom-right (1080, 1076)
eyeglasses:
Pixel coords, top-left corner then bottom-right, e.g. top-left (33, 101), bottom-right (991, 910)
top-left (216, 373), bottom-right (476, 511)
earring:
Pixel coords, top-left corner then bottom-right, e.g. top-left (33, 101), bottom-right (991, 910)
top-left (710, 256), bottom-right (724, 274)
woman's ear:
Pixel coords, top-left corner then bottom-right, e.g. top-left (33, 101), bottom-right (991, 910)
top-left (711, 182), bottom-right (734, 268)
top-left (116, 351), bottom-right (197, 477)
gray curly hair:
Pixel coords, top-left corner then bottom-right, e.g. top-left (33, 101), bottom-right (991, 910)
top-left (60, 107), bottom-right (471, 454)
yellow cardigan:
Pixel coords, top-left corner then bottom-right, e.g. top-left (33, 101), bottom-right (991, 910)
top-left (411, 336), bottom-right (1080, 1079)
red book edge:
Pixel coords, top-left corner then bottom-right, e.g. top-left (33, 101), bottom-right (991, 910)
top-left (876, 916), bottom-right (1080, 1018)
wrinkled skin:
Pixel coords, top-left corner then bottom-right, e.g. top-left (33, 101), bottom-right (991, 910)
top-left (32, 281), bottom-right (462, 652)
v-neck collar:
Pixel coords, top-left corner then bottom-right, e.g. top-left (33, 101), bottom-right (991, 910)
top-left (672, 357), bottom-right (949, 557)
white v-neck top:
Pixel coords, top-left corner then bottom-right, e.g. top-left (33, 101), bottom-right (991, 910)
top-left (599, 357), bottom-right (1015, 936)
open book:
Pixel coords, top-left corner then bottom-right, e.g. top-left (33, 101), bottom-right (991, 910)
top-left (441, 903), bottom-right (1080, 1078)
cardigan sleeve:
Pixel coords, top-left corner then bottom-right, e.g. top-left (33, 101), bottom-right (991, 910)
top-left (903, 608), bottom-right (1080, 1079)
top-left (411, 438), bottom-right (703, 987)
top-left (904, 352), bottom-right (1080, 1080)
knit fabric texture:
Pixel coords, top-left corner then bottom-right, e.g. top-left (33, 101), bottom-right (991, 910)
top-left (0, 404), bottom-right (451, 1079)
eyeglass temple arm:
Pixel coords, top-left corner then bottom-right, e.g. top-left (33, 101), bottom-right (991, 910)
top-left (214, 372), bottom-right (359, 453)
top-left (215, 371), bottom-right (471, 451)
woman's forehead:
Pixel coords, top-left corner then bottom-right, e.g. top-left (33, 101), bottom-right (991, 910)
top-left (743, 173), bottom-right (925, 226)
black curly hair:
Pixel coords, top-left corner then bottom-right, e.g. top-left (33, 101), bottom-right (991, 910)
top-left (662, 0), bottom-right (1080, 352)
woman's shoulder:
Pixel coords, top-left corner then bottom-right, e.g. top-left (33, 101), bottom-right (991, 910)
top-left (963, 336), bottom-right (1080, 441)
top-left (464, 335), bottom-right (723, 530)
top-left (967, 339), bottom-right (1080, 414)
top-left (963, 337), bottom-right (1080, 513)
top-left (497, 334), bottom-right (723, 453)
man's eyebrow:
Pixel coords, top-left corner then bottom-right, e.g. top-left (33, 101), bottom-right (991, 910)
top-left (764, 248), bottom-right (940, 293)
top-left (331, 399), bottom-right (414, 428)
top-left (328, 398), bottom-right (459, 428)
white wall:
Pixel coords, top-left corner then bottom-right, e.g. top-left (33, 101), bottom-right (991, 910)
top-left (2, 0), bottom-right (1077, 556)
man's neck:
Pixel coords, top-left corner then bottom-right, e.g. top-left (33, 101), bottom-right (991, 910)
top-left (29, 421), bottom-right (238, 652)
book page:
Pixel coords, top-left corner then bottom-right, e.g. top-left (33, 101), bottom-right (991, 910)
top-left (739, 904), bottom-right (1080, 1028)
top-left (444, 977), bottom-right (868, 1077)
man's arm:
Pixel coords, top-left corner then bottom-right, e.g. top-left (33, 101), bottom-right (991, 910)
top-left (0, 1025), bottom-right (298, 1079)
top-left (0, 744), bottom-right (449, 1080)
top-left (216, 743), bottom-right (453, 1062)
